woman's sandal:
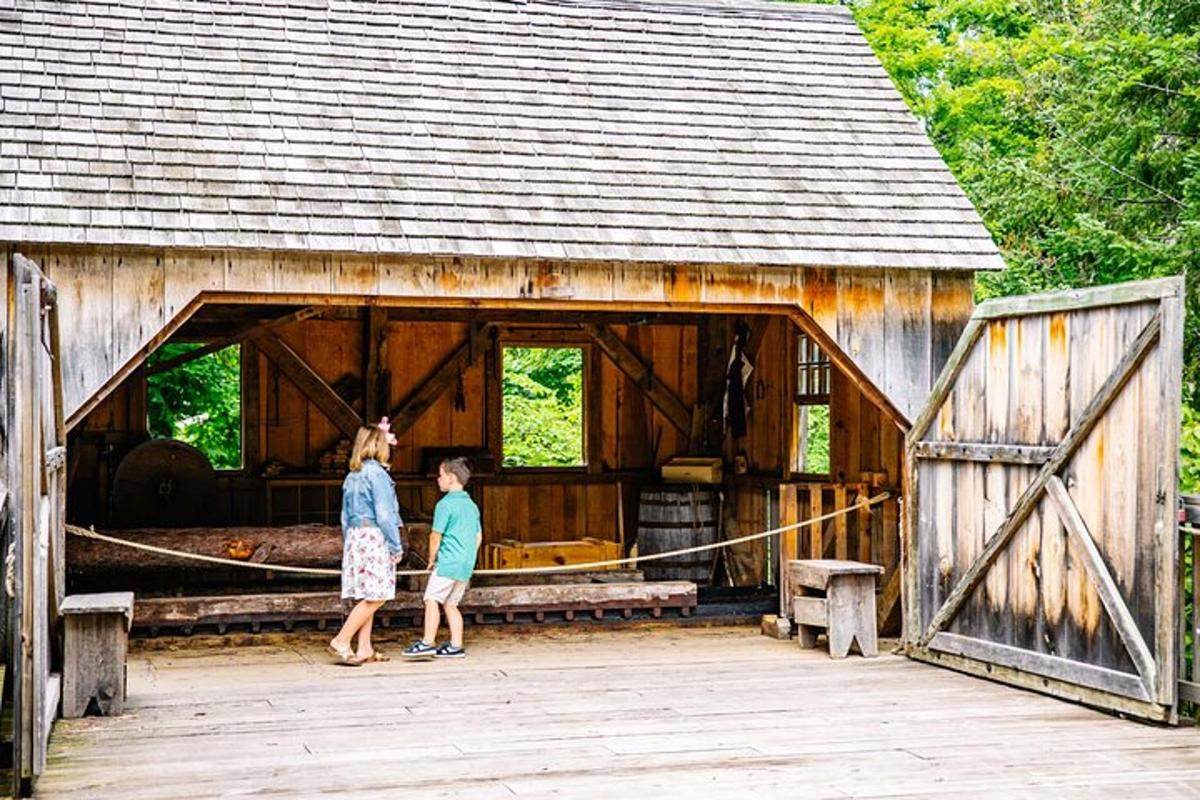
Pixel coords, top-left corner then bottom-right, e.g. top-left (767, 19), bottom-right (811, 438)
top-left (327, 644), bottom-right (362, 666)
top-left (363, 651), bottom-right (391, 663)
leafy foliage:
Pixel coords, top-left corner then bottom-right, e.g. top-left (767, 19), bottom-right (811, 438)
top-left (1183, 405), bottom-right (1200, 495)
top-left (842, 0), bottom-right (1198, 400)
top-left (501, 347), bottom-right (584, 467)
top-left (146, 343), bottom-right (242, 470)
top-left (803, 405), bottom-right (831, 474)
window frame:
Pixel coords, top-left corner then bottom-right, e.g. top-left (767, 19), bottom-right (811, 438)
top-left (793, 333), bottom-right (831, 477)
top-left (495, 331), bottom-right (593, 473)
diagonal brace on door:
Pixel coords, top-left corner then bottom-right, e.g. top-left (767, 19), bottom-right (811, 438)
top-left (1044, 476), bottom-right (1158, 694)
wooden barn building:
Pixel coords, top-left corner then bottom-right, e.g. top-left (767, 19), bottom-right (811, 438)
top-left (3, 0), bottom-right (1003, 619)
top-left (0, 0), bottom-right (1189, 791)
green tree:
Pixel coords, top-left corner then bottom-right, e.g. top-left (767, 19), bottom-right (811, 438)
top-left (501, 347), bottom-right (584, 467)
top-left (146, 344), bottom-right (242, 469)
top-left (844, 0), bottom-right (1199, 404)
top-left (803, 405), bottom-right (831, 474)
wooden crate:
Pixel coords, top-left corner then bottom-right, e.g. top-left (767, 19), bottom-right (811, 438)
top-left (486, 538), bottom-right (622, 570)
top-left (660, 457), bottom-right (723, 484)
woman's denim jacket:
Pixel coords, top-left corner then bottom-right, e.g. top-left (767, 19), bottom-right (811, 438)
top-left (341, 459), bottom-right (403, 555)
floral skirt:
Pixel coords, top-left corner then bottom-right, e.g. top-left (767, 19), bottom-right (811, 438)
top-left (341, 526), bottom-right (395, 601)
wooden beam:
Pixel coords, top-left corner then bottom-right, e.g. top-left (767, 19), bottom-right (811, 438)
top-left (741, 316), bottom-right (773, 362)
top-left (586, 344), bottom-right (603, 473)
top-left (1045, 476), bottom-right (1157, 694)
top-left (909, 640), bottom-right (1171, 723)
top-left (388, 322), bottom-right (491, 438)
top-left (133, 583), bottom-right (698, 628)
top-left (141, 306), bottom-right (326, 378)
top-left (912, 441), bottom-right (1054, 465)
top-left (785, 310), bottom-right (910, 432)
top-left (485, 327), bottom-right (503, 470)
top-left (779, 483), bottom-right (799, 617)
top-left (695, 316), bottom-right (730, 454)
top-left (974, 277), bottom-right (1182, 320)
top-left (928, 632), bottom-right (1152, 701)
top-left (364, 306), bottom-right (388, 422)
top-left (580, 323), bottom-right (692, 436)
top-left (251, 331), bottom-right (362, 439)
top-left (918, 311), bottom-right (1162, 646)
top-left (241, 340), bottom-right (261, 474)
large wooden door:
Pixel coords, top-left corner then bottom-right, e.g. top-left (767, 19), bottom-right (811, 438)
top-left (904, 278), bottom-right (1184, 722)
top-left (4, 252), bottom-right (66, 793)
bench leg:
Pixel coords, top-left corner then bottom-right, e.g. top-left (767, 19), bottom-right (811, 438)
top-left (796, 625), bottom-right (820, 649)
top-left (64, 615), bottom-right (129, 718)
top-left (827, 575), bottom-right (878, 659)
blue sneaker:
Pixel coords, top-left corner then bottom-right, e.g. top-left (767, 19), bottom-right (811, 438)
top-left (435, 643), bottom-right (466, 659)
top-left (402, 640), bottom-right (436, 660)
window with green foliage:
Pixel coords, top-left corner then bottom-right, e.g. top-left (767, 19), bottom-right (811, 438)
top-left (501, 346), bottom-right (585, 468)
top-left (801, 406), bottom-right (830, 474)
top-left (146, 343), bottom-right (242, 470)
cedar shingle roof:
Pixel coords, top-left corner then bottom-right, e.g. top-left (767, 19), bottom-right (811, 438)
top-left (0, 0), bottom-right (1005, 270)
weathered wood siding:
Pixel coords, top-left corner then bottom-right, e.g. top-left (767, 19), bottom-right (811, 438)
top-left (906, 278), bottom-right (1184, 722)
top-left (18, 248), bottom-right (974, 430)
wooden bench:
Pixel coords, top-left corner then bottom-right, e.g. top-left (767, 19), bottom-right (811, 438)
top-left (62, 592), bottom-right (135, 718)
top-left (788, 560), bottom-right (883, 658)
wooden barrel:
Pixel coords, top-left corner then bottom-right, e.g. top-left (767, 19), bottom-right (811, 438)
top-left (636, 487), bottom-right (719, 582)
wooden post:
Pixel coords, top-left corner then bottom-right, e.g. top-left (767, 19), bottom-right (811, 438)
top-left (857, 487), bottom-right (872, 564)
top-left (241, 340), bottom-right (260, 474)
top-left (485, 327), bottom-right (502, 468)
top-left (364, 305), bottom-right (388, 423)
top-left (808, 485), bottom-right (823, 561)
top-left (834, 485), bottom-right (849, 560)
top-left (586, 343), bottom-right (603, 473)
top-left (779, 483), bottom-right (799, 618)
top-left (696, 315), bottom-right (730, 454)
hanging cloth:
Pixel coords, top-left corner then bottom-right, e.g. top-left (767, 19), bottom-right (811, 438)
top-left (723, 321), bottom-right (755, 438)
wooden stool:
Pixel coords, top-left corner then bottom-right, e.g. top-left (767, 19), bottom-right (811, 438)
top-left (788, 560), bottom-right (883, 658)
top-left (62, 592), bottom-right (135, 718)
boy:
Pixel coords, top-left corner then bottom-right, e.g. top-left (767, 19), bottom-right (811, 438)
top-left (403, 457), bottom-right (481, 660)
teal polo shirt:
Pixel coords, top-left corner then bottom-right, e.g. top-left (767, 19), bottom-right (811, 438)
top-left (432, 490), bottom-right (482, 581)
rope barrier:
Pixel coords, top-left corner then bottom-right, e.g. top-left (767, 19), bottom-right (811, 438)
top-left (65, 491), bottom-right (891, 578)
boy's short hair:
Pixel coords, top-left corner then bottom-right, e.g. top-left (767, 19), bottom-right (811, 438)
top-left (439, 456), bottom-right (471, 486)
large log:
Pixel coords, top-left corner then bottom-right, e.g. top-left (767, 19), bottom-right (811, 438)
top-left (67, 524), bottom-right (346, 573)
top-left (67, 524), bottom-right (638, 582)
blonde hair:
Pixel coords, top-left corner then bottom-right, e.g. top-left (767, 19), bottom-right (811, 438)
top-left (349, 425), bottom-right (391, 471)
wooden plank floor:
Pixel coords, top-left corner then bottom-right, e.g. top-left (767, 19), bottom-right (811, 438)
top-left (37, 624), bottom-right (1200, 799)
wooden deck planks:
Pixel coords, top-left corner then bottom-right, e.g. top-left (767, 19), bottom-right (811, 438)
top-left (37, 626), bottom-right (1200, 799)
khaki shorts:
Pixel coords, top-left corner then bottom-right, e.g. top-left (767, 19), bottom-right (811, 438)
top-left (424, 574), bottom-right (469, 606)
